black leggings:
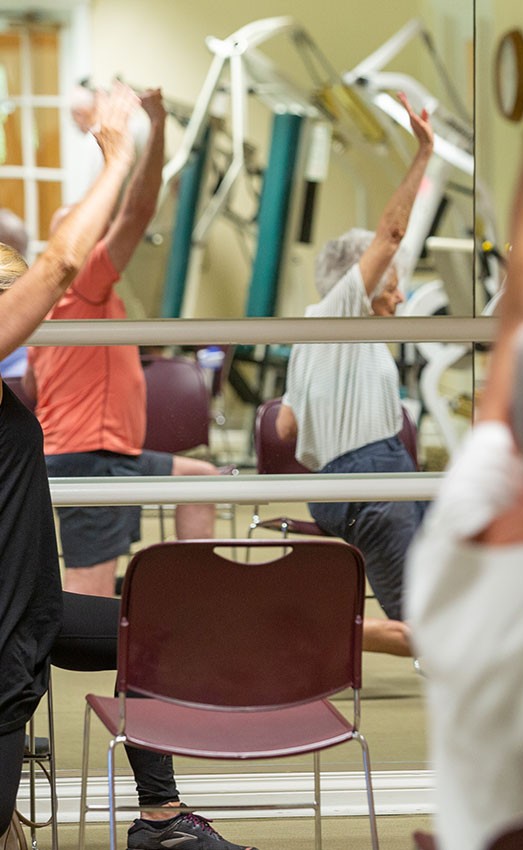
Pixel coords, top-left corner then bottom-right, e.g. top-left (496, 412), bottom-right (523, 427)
top-left (0, 727), bottom-right (26, 836)
top-left (1, 592), bottom-right (179, 835)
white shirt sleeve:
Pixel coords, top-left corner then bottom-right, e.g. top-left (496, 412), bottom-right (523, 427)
top-left (310, 263), bottom-right (372, 319)
top-left (422, 421), bottom-right (523, 541)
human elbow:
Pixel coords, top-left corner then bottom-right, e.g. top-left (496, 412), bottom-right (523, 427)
top-left (385, 224), bottom-right (406, 248)
top-left (276, 413), bottom-right (297, 443)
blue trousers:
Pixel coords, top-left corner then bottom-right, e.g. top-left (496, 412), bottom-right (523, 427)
top-left (309, 436), bottom-right (426, 621)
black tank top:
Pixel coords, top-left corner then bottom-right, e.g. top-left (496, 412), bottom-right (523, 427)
top-left (0, 382), bottom-right (63, 733)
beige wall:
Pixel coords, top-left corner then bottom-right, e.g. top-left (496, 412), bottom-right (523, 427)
top-left (89, 0), bottom-right (476, 318)
top-left (476, 0), bottom-right (523, 246)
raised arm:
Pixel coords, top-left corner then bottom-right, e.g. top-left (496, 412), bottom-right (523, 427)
top-left (478, 145), bottom-right (523, 425)
top-left (0, 81), bottom-right (138, 363)
top-left (359, 92), bottom-right (434, 296)
top-left (104, 88), bottom-right (166, 272)
top-left (414, 140), bottom-right (523, 547)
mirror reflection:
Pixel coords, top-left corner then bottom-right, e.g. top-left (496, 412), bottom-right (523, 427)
top-left (0, 0), bottom-right (479, 475)
top-left (0, 1), bottom-right (478, 319)
top-left (0, 0), bottom-right (497, 809)
top-left (114, 2), bottom-right (478, 325)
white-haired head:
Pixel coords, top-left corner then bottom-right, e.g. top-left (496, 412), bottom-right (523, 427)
top-left (314, 227), bottom-right (411, 298)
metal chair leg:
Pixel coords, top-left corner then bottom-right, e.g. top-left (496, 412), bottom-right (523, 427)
top-left (354, 730), bottom-right (380, 850)
top-left (21, 674), bottom-right (58, 850)
top-left (78, 703), bottom-right (92, 850)
top-left (313, 751), bottom-right (322, 850)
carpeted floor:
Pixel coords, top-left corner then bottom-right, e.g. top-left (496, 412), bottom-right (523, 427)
top-left (52, 814), bottom-right (435, 850)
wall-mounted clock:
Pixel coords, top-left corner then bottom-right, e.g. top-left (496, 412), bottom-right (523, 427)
top-left (495, 29), bottom-right (523, 122)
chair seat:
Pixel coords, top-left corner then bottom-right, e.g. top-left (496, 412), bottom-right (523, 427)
top-left (86, 694), bottom-right (355, 759)
top-left (255, 517), bottom-right (326, 536)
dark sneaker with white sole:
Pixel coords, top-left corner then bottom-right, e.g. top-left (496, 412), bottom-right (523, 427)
top-left (127, 811), bottom-right (259, 850)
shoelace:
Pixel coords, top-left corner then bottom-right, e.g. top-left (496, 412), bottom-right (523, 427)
top-left (176, 812), bottom-right (222, 838)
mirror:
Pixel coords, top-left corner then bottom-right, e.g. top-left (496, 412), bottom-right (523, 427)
top-left (0, 0), bottom-right (486, 799)
top-left (0, 0), bottom-right (476, 320)
top-left (112, 0), bottom-right (477, 324)
top-left (0, 0), bottom-right (476, 468)
top-left (100, 0), bottom-right (477, 471)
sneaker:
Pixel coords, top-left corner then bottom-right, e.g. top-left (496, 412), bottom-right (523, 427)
top-left (127, 810), bottom-right (259, 850)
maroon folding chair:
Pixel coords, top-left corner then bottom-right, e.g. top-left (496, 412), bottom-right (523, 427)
top-left (247, 397), bottom-right (326, 538)
top-left (140, 356), bottom-right (238, 539)
top-left (79, 538), bottom-right (379, 850)
top-left (399, 405), bottom-right (419, 470)
top-left (142, 355), bottom-right (210, 455)
top-left (248, 398), bottom-right (419, 540)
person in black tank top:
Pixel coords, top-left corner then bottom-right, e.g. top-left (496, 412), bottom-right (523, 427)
top-left (0, 385), bottom-right (62, 833)
top-left (0, 87), bottom-right (258, 850)
top-left (0, 384), bottom-right (63, 735)
top-left (0, 81), bottom-right (139, 840)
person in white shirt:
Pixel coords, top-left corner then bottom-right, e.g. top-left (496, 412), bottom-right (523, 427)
top-left (276, 93), bottom-right (433, 653)
top-left (407, 136), bottom-right (523, 850)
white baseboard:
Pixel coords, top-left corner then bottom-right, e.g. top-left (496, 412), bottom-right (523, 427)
top-left (17, 770), bottom-right (436, 823)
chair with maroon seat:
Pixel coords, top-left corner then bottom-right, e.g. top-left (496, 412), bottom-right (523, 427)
top-left (141, 355), bottom-right (236, 539)
top-left (247, 396), bottom-right (326, 539)
top-left (78, 538), bottom-right (379, 850)
top-left (247, 397), bottom-right (419, 540)
top-left (142, 355), bottom-right (210, 456)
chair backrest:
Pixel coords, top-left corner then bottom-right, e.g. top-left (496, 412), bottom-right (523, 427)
top-left (254, 397), bottom-right (309, 474)
top-left (142, 356), bottom-right (210, 454)
top-left (118, 538), bottom-right (366, 708)
top-left (3, 376), bottom-right (36, 412)
top-left (400, 405), bottom-right (419, 469)
top-left (255, 397), bottom-right (419, 473)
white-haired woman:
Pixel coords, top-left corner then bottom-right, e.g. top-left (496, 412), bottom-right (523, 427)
top-left (408, 135), bottom-right (523, 850)
top-left (276, 93), bottom-right (433, 653)
top-left (0, 81), bottom-right (137, 840)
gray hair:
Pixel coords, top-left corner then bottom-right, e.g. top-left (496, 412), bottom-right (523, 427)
top-left (314, 227), bottom-right (411, 298)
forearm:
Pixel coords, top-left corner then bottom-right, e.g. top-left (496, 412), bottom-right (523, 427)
top-left (0, 81), bottom-right (137, 362)
top-left (498, 161), bottom-right (523, 326)
top-left (276, 403), bottom-right (298, 442)
top-left (477, 146), bottom-right (523, 423)
top-left (106, 92), bottom-right (166, 271)
top-left (376, 145), bottom-right (433, 247)
top-left (118, 115), bottom-right (165, 231)
top-left (44, 157), bottom-right (131, 291)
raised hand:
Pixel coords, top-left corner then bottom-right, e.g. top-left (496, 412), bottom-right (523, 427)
top-left (139, 88), bottom-right (166, 126)
top-left (91, 80), bottom-right (140, 169)
top-left (397, 90), bottom-right (434, 152)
